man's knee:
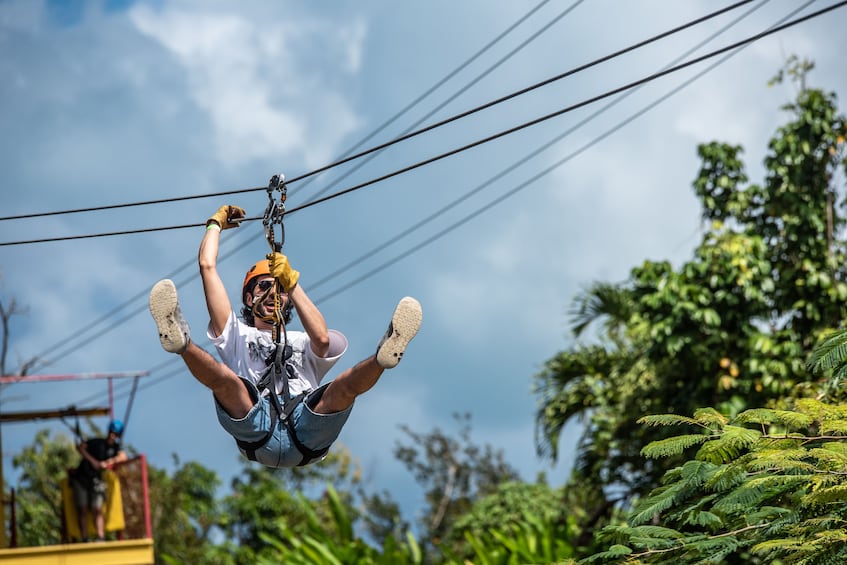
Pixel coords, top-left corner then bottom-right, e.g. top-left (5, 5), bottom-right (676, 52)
top-left (213, 376), bottom-right (256, 419)
top-left (315, 381), bottom-right (356, 414)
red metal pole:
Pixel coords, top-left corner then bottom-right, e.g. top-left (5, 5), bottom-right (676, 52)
top-left (9, 488), bottom-right (16, 548)
top-left (140, 455), bottom-right (152, 539)
top-left (108, 377), bottom-right (114, 420)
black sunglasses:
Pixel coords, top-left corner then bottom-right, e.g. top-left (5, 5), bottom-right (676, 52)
top-left (256, 279), bottom-right (275, 292)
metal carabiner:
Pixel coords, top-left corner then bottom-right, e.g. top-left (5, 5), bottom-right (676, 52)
top-left (261, 173), bottom-right (289, 342)
top-left (263, 173), bottom-right (287, 253)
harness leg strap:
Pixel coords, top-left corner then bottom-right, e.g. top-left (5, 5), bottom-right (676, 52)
top-left (285, 415), bottom-right (329, 466)
top-left (235, 360), bottom-right (330, 466)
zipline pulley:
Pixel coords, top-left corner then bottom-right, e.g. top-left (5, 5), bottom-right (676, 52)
top-left (263, 173), bottom-right (287, 254)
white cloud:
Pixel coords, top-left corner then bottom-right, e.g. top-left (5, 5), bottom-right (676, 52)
top-left (128, 4), bottom-right (363, 168)
top-left (338, 19), bottom-right (367, 74)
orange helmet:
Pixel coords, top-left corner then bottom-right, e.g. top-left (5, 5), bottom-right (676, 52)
top-left (242, 259), bottom-right (270, 303)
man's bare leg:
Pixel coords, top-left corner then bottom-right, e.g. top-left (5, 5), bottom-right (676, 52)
top-left (313, 357), bottom-right (384, 413)
top-left (150, 279), bottom-right (252, 419)
top-left (94, 509), bottom-right (105, 540)
top-left (313, 297), bottom-right (422, 414)
top-left (181, 343), bottom-right (253, 419)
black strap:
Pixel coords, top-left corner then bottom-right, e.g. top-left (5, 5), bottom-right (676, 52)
top-left (236, 360), bottom-right (275, 461)
top-left (235, 345), bottom-right (328, 466)
top-left (285, 412), bottom-right (329, 465)
top-left (235, 404), bottom-right (278, 462)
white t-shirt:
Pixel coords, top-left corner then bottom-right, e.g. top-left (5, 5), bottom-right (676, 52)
top-left (207, 312), bottom-right (347, 397)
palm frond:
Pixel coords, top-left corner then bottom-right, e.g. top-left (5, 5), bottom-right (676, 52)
top-left (641, 434), bottom-right (711, 459)
top-left (637, 414), bottom-right (702, 427)
top-left (809, 329), bottom-right (847, 373)
top-left (569, 282), bottom-right (633, 337)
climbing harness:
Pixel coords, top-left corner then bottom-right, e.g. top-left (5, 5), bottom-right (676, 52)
top-left (236, 174), bottom-right (328, 466)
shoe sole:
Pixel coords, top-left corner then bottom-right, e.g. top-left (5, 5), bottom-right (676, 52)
top-left (377, 297), bottom-right (422, 369)
top-left (149, 279), bottom-right (188, 354)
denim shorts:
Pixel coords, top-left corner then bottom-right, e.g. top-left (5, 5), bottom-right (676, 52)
top-left (215, 377), bottom-right (352, 468)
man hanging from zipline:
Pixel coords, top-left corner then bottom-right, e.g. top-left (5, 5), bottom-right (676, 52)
top-left (147, 176), bottom-right (422, 467)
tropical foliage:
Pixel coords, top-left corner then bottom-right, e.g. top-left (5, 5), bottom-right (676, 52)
top-left (589, 400), bottom-right (847, 564)
top-left (533, 58), bottom-right (847, 556)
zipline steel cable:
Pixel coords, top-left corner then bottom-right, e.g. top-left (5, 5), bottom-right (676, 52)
top-left (313, 0), bottom-right (816, 306)
top-left (302, 0), bottom-right (587, 204)
top-left (307, 0), bottom-right (779, 292)
top-left (1, 0), bottom-right (842, 247)
top-left (0, 0), bottom-right (755, 225)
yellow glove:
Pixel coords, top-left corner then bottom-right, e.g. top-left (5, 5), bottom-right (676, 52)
top-left (267, 252), bottom-right (300, 292)
top-left (207, 205), bottom-right (246, 230)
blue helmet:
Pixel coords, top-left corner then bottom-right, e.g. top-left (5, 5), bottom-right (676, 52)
top-left (108, 420), bottom-right (124, 436)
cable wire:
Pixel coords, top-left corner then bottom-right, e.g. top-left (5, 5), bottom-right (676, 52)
top-left (308, 0), bottom-right (557, 178)
top-left (0, 0), bottom-right (755, 224)
top-left (307, 0), bottom-right (776, 293)
top-left (303, 0), bottom-right (586, 204)
top-left (312, 0), bottom-right (819, 304)
top-left (29, 229), bottom-right (262, 372)
top-left (7, 0), bottom-right (836, 249)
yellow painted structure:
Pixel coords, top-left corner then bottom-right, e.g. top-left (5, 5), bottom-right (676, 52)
top-left (0, 538), bottom-right (154, 565)
top-left (62, 470), bottom-right (125, 539)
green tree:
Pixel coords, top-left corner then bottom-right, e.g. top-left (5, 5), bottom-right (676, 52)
top-left (255, 481), bottom-right (581, 565)
top-left (215, 444), bottom-right (366, 565)
top-left (534, 59), bottom-right (847, 555)
top-left (585, 326), bottom-right (847, 563)
top-left (11, 429), bottom-right (77, 546)
top-left (150, 455), bottom-right (225, 565)
top-left (454, 517), bottom-right (577, 565)
top-left (359, 486), bottom-right (411, 549)
top-left (258, 484), bottom-right (423, 565)
top-left (445, 481), bottom-right (578, 562)
top-left (392, 413), bottom-right (520, 553)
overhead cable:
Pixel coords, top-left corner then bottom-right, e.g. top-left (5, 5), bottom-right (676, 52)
top-left (311, 0), bottom-right (559, 174)
top-left (303, 0), bottom-right (587, 204)
top-left (307, 0), bottom-right (777, 293)
top-left (29, 230), bottom-right (259, 372)
top-left (0, 0), bottom-right (754, 224)
top-left (314, 0), bottom-right (819, 304)
top-left (3, 0), bottom-right (840, 247)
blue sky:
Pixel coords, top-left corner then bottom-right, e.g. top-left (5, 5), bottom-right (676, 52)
top-left (2, 0), bottom-right (846, 526)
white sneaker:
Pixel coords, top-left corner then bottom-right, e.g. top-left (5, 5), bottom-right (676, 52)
top-left (376, 297), bottom-right (422, 369)
top-left (149, 279), bottom-right (190, 354)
